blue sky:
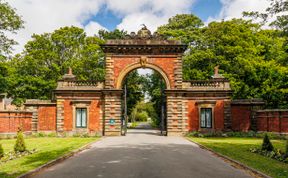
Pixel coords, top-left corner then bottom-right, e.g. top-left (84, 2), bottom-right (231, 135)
top-left (86, 0), bottom-right (223, 31)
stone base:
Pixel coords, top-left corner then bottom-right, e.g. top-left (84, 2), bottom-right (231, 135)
top-left (104, 131), bottom-right (121, 136)
top-left (167, 131), bottom-right (186, 136)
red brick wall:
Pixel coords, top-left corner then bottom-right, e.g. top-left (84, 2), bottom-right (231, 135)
top-left (231, 105), bottom-right (251, 131)
top-left (256, 110), bottom-right (288, 133)
top-left (187, 101), bottom-right (199, 131)
top-left (38, 106), bottom-right (56, 131)
top-left (187, 100), bottom-right (225, 132)
top-left (0, 111), bottom-right (32, 133)
top-left (113, 57), bottom-right (175, 88)
top-left (88, 100), bottom-right (101, 132)
top-left (63, 100), bottom-right (73, 131)
top-left (214, 100), bottom-right (224, 131)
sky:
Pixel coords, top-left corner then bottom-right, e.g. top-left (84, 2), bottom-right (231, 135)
top-left (7, 0), bottom-right (270, 54)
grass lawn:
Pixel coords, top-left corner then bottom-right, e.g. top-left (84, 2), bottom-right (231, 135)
top-left (188, 137), bottom-right (288, 178)
top-left (0, 137), bottom-right (98, 178)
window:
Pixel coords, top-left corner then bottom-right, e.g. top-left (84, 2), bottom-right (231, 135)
top-left (76, 108), bottom-right (87, 128)
top-left (200, 108), bottom-right (212, 128)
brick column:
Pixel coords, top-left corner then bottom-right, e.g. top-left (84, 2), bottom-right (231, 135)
top-left (103, 90), bottom-right (122, 136)
top-left (56, 99), bottom-right (64, 132)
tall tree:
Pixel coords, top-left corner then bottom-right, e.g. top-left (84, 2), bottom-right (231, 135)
top-left (98, 29), bottom-right (128, 40)
top-left (0, 0), bottom-right (24, 60)
top-left (8, 26), bottom-right (105, 104)
top-left (158, 15), bottom-right (288, 108)
top-left (0, 0), bottom-right (23, 94)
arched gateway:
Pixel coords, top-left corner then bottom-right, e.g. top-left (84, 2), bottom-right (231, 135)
top-left (27, 26), bottom-right (232, 136)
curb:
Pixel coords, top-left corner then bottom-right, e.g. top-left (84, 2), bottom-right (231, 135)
top-left (18, 138), bottom-right (102, 178)
top-left (186, 137), bottom-right (272, 178)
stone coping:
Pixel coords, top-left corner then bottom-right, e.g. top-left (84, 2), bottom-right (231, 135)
top-left (0, 110), bottom-right (32, 113)
top-left (256, 109), bottom-right (288, 112)
top-left (231, 99), bottom-right (265, 105)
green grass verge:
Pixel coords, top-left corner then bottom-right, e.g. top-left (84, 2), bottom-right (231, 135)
top-left (0, 137), bottom-right (98, 178)
top-left (188, 137), bottom-right (288, 178)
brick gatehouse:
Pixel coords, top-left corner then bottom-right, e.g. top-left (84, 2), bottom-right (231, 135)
top-left (1, 26), bottom-right (287, 136)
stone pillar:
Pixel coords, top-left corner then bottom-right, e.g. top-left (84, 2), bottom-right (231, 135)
top-left (105, 56), bottom-right (115, 89)
top-left (56, 99), bottom-right (64, 132)
top-left (103, 90), bottom-right (122, 136)
top-left (174, 56), bottom-right (183, 89)
top-left (224, 100), bottom-right (232, 131)
top-left (26, 106), bottom-right (38, 132)
top-left (166, 92), bottom-right (185, 136)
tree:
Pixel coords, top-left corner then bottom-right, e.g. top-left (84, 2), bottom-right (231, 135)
top-left (261, 133), bottom-right (274, 151)
top-left (14, 129), bottom-right (26, 152)
top-left (158, 16), bottom-right (288, 108)
top-left (141, 71), bottom-right (166, 126)
top-left (0, 143), bottom-right (4, 158)
top-left (8, 26), bottom-right (105, 105)
top-left (98, 29), bottom-right (128, 40)
top-left (122, 70), bottom-right (144, 116)
top-left (157, 14), bottom-right (204, 44)
top-left (0, 0), bottom-right (24, 60)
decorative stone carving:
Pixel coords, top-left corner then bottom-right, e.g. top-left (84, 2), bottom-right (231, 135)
top-left (140, 56), bottom-right (147, 67)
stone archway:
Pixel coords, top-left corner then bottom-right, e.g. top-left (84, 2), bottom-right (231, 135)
top-left (101, 26), bottom-right (187, 136)
top-left (116, 63), bottom-right (171, 90)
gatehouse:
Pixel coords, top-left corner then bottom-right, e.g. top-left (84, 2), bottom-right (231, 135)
top-left (2, 26), bottom-right (287, 136)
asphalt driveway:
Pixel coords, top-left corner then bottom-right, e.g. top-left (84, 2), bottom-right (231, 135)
top-left (33, 129), bottom-right (253, 178)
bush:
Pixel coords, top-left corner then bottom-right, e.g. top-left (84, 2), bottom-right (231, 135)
top-left (261, 133), bottom-right (274, 152)
top-left (285, 140), bottom-right (288, 158)
top-left (14, 129), bottom-right (26, 152)
top-left (0, 144), bottom-right (4, 158)
top-left (135, 111), bottom-right (148, 122)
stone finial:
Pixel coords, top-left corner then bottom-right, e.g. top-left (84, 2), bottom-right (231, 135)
top-left (214, 65), bottom-right (219, 75)
top-left (212, 65), bottom-right (224, 79)
top-left (62, 67), bottom-right (76, 80)
top-left (68, 67), bottom-right (73, 75)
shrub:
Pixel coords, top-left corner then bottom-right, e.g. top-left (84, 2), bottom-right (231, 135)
top-left (261, 133), bottom-right (274, 152)
top-left (285, 140), bottom-right (288, 158)
top-left (14, 129), bottom-right (26, 152)
top-left (0, 144), bottom-right (4, 158)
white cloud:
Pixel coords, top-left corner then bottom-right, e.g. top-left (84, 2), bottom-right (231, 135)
top-left (84, 21), bottom-right (107, 36)
top-left (8, 0), bottom-right (105, 54)
top-left (112, 0), bottom-right (195, 32)
top-left (207, 0), bottom-right (270, 23)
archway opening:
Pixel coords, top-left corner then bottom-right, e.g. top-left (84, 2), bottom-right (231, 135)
top-left (120, 68), bottom-right (167, 136)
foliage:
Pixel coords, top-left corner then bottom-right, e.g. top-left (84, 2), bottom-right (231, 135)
top-left (285, 140), bottom-right (288, 157)
top-left (141, 71), bottom-right (166, 126)
top-left (190, 137), bottom-right (288, 178)
top-left (98, 29), bottom-right (128, 40)
top-left (14, 130), bottom-right (26, 152)
top-left (250, 143), bottom-right (288, 164)
top-left (0, 144), bottom-right (4, 158)
top-left (0, 149), bottom-right (37, 163)
top-left (262, 133), bottom-right (274, 151)
top-left (122, 71), bottom-right (145, 116)
top-left (157, 14), bottom-right (204, 44)
top-left (6, 26), bottom-right (105, 105)
top-left (0, 0), bottom-right (24, 59)
top-left (135, 111), bottom-right (149, 122)
top-left (158, 16), bottom-right (288, 108)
